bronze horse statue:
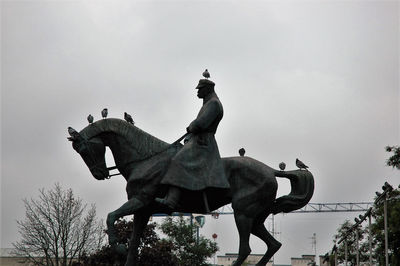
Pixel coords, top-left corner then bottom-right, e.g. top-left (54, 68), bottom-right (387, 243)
top-left (68, 118), bottom-right (314, 266)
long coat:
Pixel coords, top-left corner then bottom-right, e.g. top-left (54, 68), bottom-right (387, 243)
top-left (161, 92), bottom-right (230, 191)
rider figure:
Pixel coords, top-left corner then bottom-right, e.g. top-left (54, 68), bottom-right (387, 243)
top-left (155, 76), bottom-right (230, 209)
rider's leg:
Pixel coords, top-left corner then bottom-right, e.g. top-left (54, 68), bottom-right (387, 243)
top-left (155, 185), bottom-right (181, 209)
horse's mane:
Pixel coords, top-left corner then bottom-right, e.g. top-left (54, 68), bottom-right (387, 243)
top-left (79, 118), bottom-right (170, 156)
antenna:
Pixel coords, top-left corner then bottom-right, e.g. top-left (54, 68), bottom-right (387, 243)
top-left (311, 233), bottom-right (317, 263)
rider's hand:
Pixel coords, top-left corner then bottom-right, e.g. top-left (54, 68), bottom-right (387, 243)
top-left (186, 127), bottom-right (191, 133)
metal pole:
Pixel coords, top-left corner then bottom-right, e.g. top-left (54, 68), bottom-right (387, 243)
top-left (345, 240), bottom-right (348, 266)
top-left (335, 250), bottom-right (338, 266)
top-left (272, 214), bottom-right (275, 266)
top-left (356, 230), bottom-right (359, 266)
top-left (369, 213), bottom-right (373, 266)
top-left (196, 226), bottom-right (199, 245)
top-left (190, 214), bottom-right (194, 241)
top-left (384, 194), bottom-right (389, 266)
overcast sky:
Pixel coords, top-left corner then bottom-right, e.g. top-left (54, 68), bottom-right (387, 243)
top-left (1, 1), bottom-right (399, 264)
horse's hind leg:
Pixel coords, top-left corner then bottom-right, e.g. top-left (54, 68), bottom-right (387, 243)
top-left (125, 212), bottom-right (150, 266)
top-left (233, 212), bottom-right (253, 266)
top-left (251, 216), bottom-right (282, 266)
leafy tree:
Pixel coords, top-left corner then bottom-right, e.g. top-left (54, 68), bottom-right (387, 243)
top-left (87, 215), bottom-right (218, 266)
top-left (87, 217), bottom-right (218, 266)
top-left (160, 215), bottom-right (218, 266)
top-left (385, 145), bottom-right (400, 169)
top-left (371, 189), bottom-right (400, 265)
top-left (13, 183), bottom-right (104, 266)
top-left (83, 219), bottom-right (177, 266)
top-left (333, 220), bottom-right (369, 266)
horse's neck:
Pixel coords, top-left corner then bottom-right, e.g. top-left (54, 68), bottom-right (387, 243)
top-left (101, 132), bottom-right (168, 174)
top-left (102, 133), bottom-right (136, 169)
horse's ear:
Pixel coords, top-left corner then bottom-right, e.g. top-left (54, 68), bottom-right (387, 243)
top-left (67, 127), bottom-right (82, 141)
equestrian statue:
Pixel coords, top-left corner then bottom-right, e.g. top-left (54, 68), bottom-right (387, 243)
top-left (68, 71), bottom-right (314, 266)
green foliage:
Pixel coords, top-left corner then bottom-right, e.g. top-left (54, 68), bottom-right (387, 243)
top-left (385, 145), bottom-right (400, 169)
top-left (331, 191), bottom-right (400, 265)
top-left (333, 220), bottom-right (370, 265)
top-left (371, 189), bottom-right (400, 265)
top-left (160, 216), bottom-right (218, 266)
top-left (83, 219), bottom-right (177, 266)
top-left (85, 215), bottom-right (218, 266)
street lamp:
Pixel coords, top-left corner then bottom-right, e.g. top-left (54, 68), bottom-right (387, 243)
top-left (376, 181), bottom-right (394, 266)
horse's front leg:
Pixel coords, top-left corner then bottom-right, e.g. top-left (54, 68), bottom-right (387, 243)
top-left (106, 197), bottom-right (145, 251)
top-left (125, 212), bottom-right (151, 266)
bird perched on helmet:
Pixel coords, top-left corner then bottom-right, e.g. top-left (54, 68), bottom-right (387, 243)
top-left (296, 158), bottom-right (309, 170)
top-left (124, 112), bottom-right (134, 124)
top-left (202, 69), bottom-right (210, 79)
top-left (87, 114), bottom-right (94, 124)
top-left (101, 108), bottom-right (108, 119)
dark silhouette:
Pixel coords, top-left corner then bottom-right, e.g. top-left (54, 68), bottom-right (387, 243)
top-left (68, 118), bottom-right (314, 266)
top-left (296, 158), bottom-right (309, 170)
top-left (124, 112), bottom-right (134, 124)
top-left (102, 108), bottom-right (108, 119)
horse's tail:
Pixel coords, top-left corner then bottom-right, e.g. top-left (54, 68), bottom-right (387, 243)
top-left (271, 169), bottom-right (314, 214)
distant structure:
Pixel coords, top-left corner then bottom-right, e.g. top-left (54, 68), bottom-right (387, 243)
top-left (215, 253), bottom-right (332, 266)
top-left (217, 253), bottom-right (274, 266)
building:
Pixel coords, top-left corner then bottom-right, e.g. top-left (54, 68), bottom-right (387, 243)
top-left (0, 248), bottom-right (76, 266)
top-left (217, 253), bottom-right (274, 266)
top-left (217, 253), bottom-right (295, 266)
top-left (0, 248), bottom-right (32, 266)
top-left (217, 253), bottom-right (331, 266)
top-left (291, 254), bottom-right (316, 266)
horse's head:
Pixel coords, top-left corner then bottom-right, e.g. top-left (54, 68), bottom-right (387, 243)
top-left (68, 127), bottom-right (109, 180)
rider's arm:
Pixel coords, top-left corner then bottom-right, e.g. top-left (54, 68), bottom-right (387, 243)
top-left (188, 100), bottom-right (221, 133)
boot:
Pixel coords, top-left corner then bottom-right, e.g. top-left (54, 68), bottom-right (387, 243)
top-left (155, 186), bottom-right (181, 209)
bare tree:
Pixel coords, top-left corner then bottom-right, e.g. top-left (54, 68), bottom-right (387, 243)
top-left (13, 183), bottom-right (104, 266)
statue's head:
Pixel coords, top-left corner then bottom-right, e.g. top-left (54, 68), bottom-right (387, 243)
top-left (196, 79), bottom-right (215, 99)
top-left (68, 127), bottom-right (109, 180)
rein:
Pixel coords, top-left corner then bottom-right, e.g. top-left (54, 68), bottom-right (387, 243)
top-left (106, 132), bottom-right (189, 178)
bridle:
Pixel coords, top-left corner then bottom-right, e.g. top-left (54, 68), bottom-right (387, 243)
top-left (73, 131), bottom-right (189, 179)
top-left (77, 137), bottom-right (110, 179)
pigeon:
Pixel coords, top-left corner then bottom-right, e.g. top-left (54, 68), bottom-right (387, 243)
top-left (238, 148), bottom-right (245, 156)
top-left (202, 69), bottom-right (210, 79)
top-left (101, 108), bottom-right (108, 119)
top-left (67, 127), bottom-right (80, 141)
top-left (296, 158), bottom-right (309, 170)
top-left (87, 114), bottom-right (94, 124)
top-left (124, 112), bottom-right (134, 124)
top-left (279, 162), bottom-right (286, 171)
